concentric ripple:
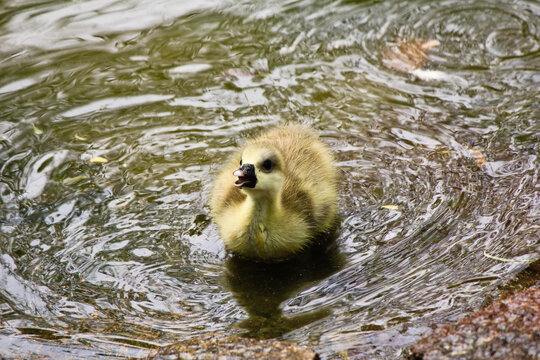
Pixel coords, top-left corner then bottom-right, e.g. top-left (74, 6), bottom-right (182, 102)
top-left (0, 0), bottom-right (538, 359)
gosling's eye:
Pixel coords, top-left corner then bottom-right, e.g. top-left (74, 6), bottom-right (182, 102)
top-left (240, 159), bottom-right (242, 166)
top-left (262, 159), bottom-right (273, 171)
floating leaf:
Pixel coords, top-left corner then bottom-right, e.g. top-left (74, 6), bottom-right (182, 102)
top-left (74, 134), bottom-right (88, 141)
top-left (381, 205), bottom-right (399, 210)
top-left (32, 124), bottom-right (43, 135)
top-left (89, 157), bottom-right (108, 163)
top-left (467, 145), bottom-right (486, 168)
top-left (62, 175), bottom-right (88, 185)
top-left (382, 38), bottom-right (440, 74)
top-left (483, 251), bottom-right (534, 264)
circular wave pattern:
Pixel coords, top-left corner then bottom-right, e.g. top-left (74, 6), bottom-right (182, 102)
top-left (0, 0), bottom-right (538, 359)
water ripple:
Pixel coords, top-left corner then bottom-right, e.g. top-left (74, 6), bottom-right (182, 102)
top-left (0, 0), bottom-right (538, 358)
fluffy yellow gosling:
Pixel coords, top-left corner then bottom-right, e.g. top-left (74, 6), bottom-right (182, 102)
top-left (210, 124), bottom-right (338, 261)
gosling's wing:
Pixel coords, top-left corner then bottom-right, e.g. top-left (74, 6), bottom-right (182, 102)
top-left (265, 125), bottom-right (338, 231)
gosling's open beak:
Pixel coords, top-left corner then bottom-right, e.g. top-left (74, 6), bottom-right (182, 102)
top-left (233, 164), bottom-right (257, 188)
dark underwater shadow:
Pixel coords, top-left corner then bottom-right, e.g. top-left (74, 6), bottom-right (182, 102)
top-left (223, 239), bottom-right (346, 339)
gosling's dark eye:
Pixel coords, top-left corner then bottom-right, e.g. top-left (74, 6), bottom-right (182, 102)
top-left (240, 159), bottom-right (242, 166)
top-left (262, 159), bottom-right (273, 171)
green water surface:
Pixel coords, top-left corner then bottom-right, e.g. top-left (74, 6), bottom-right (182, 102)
top-left (0, 0), bottom-right (538, 358)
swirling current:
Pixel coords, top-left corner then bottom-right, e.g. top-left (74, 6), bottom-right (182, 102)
top-left (0, 0), bottom-right (538, 359)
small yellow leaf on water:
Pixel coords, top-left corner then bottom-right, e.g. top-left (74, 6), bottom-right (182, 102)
top-left (74, 134), bottom-right (88, 141)
top-left (467, 145), bottom-right (486, 168)
top-left (381, 205), bottom-right (399, 210)
top-left (32, 124), bottom-right (43, 135)
top-left (62, 175), bottom-right (88, 185)
top-left (90, 157), bottom-right (108, 163)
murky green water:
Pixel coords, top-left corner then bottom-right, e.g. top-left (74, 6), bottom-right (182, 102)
top-left (0, 0), bottom-right (539, 358)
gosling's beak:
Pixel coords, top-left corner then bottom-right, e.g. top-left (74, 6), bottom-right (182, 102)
top-left (233, 164), bottom-right (257, 188)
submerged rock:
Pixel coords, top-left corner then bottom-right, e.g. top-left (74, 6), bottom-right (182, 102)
top-left (147, 332), bottom-right (319, 360)
top-left (406, 287), bottom-right (540, 360)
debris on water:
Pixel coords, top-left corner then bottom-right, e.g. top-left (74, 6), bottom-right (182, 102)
top-left (467, 144), bottom-right (487, 168)
top-left (147, 332), bottom-right (319, 360)
top-left (62, 175), bottom-right (88, 185)
top-left (89, 156), bottom-right (108, 163)
top-left (483, 251), bottom-right (535, 264)
top-left (32, 123), bottom-right (43, 135)
top-left (382, 38), bottom-right (439, 73)
top-left (381, 205), bottom-right (400, 210)
top-left (405, 287), bottom-right (540, 360)
top-left (419, 40), bottom-right (441, 50)
top-left (382, 38), bottom-right (449, 81)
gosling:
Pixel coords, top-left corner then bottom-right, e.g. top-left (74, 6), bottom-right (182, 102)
top-left (210, 124), bottom-right (338, 261)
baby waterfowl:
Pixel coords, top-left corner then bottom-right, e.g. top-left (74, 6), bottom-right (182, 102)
top-left (210, 124), bottom-right (338, 261)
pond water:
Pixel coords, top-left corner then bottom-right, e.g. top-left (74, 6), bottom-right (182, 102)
top-left (0, 0), bottom-right (539, 358)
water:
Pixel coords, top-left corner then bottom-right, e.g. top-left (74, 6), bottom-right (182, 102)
top-left (0, 0), bottom-right (538, 358)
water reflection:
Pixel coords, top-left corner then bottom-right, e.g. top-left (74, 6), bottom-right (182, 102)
top-left (224, 241), bottom-right (346, 338)
top-left (0, 0), bottom-right (222, 52)
top-left (0, 0), bottom-right (539, 358)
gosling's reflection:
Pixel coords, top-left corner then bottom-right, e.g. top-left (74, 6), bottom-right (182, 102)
top-left (223, 241), bottom-right (345, 338)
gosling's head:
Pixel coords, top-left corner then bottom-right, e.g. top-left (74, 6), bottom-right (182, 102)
top-left (233, 144), bottom-right (284, 196)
